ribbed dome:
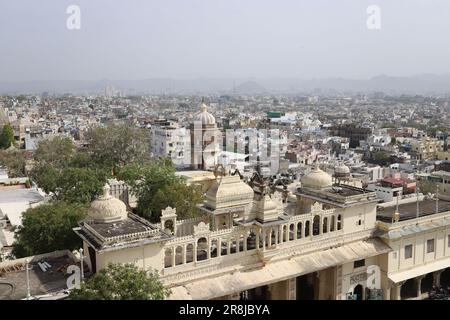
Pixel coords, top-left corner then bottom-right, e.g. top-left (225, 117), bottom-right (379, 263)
top-left (205, 174), bottom-right (253, 210)
top-left (335, 163), bottom-right (350, 175)
top-left (194, 102), bottom-right (216, 125)
top-left (88, 184), bottom-right (128, 223)
top-left (301, 166), bottom-right (333, 190)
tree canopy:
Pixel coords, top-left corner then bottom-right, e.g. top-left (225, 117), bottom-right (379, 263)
top-left (0, 124), bottom-right (14, 149)
top-left (0, 149), bottom-right (26, 177)
top-left (117, 158), bottom-right (204, 222)
top-left (84, 124), bottom-right (149, 172)
top-left (69, 263), bottom-right (170, 300)
top-left (12, 201), bottom-right (87, 258)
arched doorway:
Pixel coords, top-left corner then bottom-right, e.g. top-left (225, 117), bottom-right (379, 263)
top-left (313, 216), bottom-right (320, 236)
top-left (353, 284), bottom-right (364, 300)
top-left (296, 273), bottom-right (316, 300)
top-left (421, 273), bottom-right (433, 295)
top-left (401, 279), bottom-right (417, 299)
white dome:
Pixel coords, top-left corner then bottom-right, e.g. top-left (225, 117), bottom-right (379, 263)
top-left (88, 184), bottom-right (128, 223)
top-left (301, 167), bottom-right (333, 190)
top-left (335, 163), bottom-right (350, 175)
top-left (194, 102), bottom-right (216, 125)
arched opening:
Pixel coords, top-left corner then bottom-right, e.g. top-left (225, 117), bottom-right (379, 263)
top-left (282, 225), bottom-right (287, 242)
top-left (353, 284), bottom-right (364, 300)
top-left (296, 273), bottom-right (316, 300)
top-left (401, 279), bottom-right (417, 300)
top-left (210, 239), bottom-right (218, 258)
top-left (305, 221), bottom-right (310, 237)
top-left (289, 224), bottom-right (295, 240)
top-left (441, 268), bottom-right (450, 288)
top-left (239, 234), bottom-right (245, 251)
top-left (164, 248), bottom-right (173, 268)
top-left (221, 239), bottom-right (228, 256)
top-left (270, 229), bottom-right (276, 245)
top-left (322, 217), bottom-right (328, 234)
top-left (197, 237), bottom-right (208, 261)
top-left (186, 244), bottom-right (194, 263)
top-left (247, 231), bottom-right (256, 250)
top-left (175, 246), bottom-right (183, 265)
top-left (421, 273), bottom-right (434, 295)
top-left (297, 222), bottom-right (303, 239)
top-left (164, 220), bottom-right (174, 235)
top-left (313, 215), bottom-right (320, 236)
top-left (337, 215), bottom-right (342, 230)
top-left (330, 216), bottom-right (335, 232)
top-left (230, 238), bottom-right (237, 254)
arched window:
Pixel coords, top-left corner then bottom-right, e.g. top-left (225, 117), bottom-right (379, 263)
top-left (239, 234), bottom-right (245, 251)
top-left (337, 215), bottom-right (342, 230)
top-left (186, 244), bottom-right (194, 263)
top-left (247, 231), bottom-right (256, 250)
top-left (221, 239), bottom-right (228, 256)
top-left (164, 220), bottom-right (174, 235)
top-left (210, 239), bottom-right (218, 258)
top-left (313, 215), bottom-right (320, 236)
top-left (230, 237), bottom-right (237, 254)
top-left (175, 246), bottom-right (183, 265)
top-left (270, 228), bottom-right (276, 245)
top-left (164, 248), bottom-right (173, 268)
top-left (323, 217), bottom-right (328, 234)
top-left (283, 225), bottom-right (287, 242)
top-left (305, 221), bottom-right (310, 237)
top-left (289, 224), bottom-right (295, 241)
top-left (197, 237), bottom-right (208, 261)
top-left (330, 215), bottom-right (336, 232)
top-left (297, 222), bottom-right (303, 239)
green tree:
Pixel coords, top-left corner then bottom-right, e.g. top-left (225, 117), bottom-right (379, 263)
top-left (417, 179), bottom-right (437, 195)
top-left (33, 136), bottom-right (75, 169)
top-left (12, 201), bottom-right (87, 258)
top-left (69, 263), bottom-right (170, 300)
top-left (0, 149), bottom-right (26, 177)
top-left (32, 164), bottom-right (108, 204)
top-left (151, 182), bottom-right (204, 221)
top-left (0, 124), bottom-right (14, 149)
top-left (85, 124), bottom-right (149, 172)
top-left (117, 159), bottom-right (204, 222)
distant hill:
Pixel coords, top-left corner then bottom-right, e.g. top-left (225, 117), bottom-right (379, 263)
top-left (234, 81), bottom-right (267, 94)
top-left (2, 74), bottom-right (450, 95)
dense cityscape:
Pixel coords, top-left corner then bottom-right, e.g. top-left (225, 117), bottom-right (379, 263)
top-left (2, 1), bottom-right (450, 313)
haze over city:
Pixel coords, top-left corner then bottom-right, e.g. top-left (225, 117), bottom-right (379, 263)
top-left (2, 0), bottom-right (450, 85)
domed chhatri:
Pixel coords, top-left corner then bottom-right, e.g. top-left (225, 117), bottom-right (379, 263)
top-left (88, 183), bottom-right (128, 223)
top-left (335, 163), bottom-right (351, 175)
top-left (194, 100), bottom-right (216, 125)
top-left (301, 164), bottom-right (333, 190)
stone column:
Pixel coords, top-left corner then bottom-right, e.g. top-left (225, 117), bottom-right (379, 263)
top-left (433, 270), bottom-right (443, 287)
top-left (207, 239), bottom-right (211, 259)
top-left (171, 246), bottom-right (176, 267)
top-left (262, 230), bottom-right (266, 251)
top-left (182, 244), bottom-right (186, 264)
top-left (293, 224), bottom-right (298, 240)
top-left (243, 235), bottom-right (247, 251)
top-left (384, 287), bottom-right (391, 300)
top-left (256, 231), bottom-right (260, 249)
top-left (217, 238), bottom-right (222, 257)
top-left (416, 276), bottom-right (425, 298)
top-left (193, 242), bottom-right (197, 263)
top-left (274, 228), bottom-right (278, 245)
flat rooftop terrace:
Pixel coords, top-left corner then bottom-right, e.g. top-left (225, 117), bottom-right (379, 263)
top-left (377, 199), bottom-right (450, 223)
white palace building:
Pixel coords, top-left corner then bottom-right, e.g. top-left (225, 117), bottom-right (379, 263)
top-left (73, 104), bottom-right (450, 300)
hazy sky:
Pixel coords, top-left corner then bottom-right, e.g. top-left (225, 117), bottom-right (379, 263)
top-left (1, 0), bottom-right (450, 81)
